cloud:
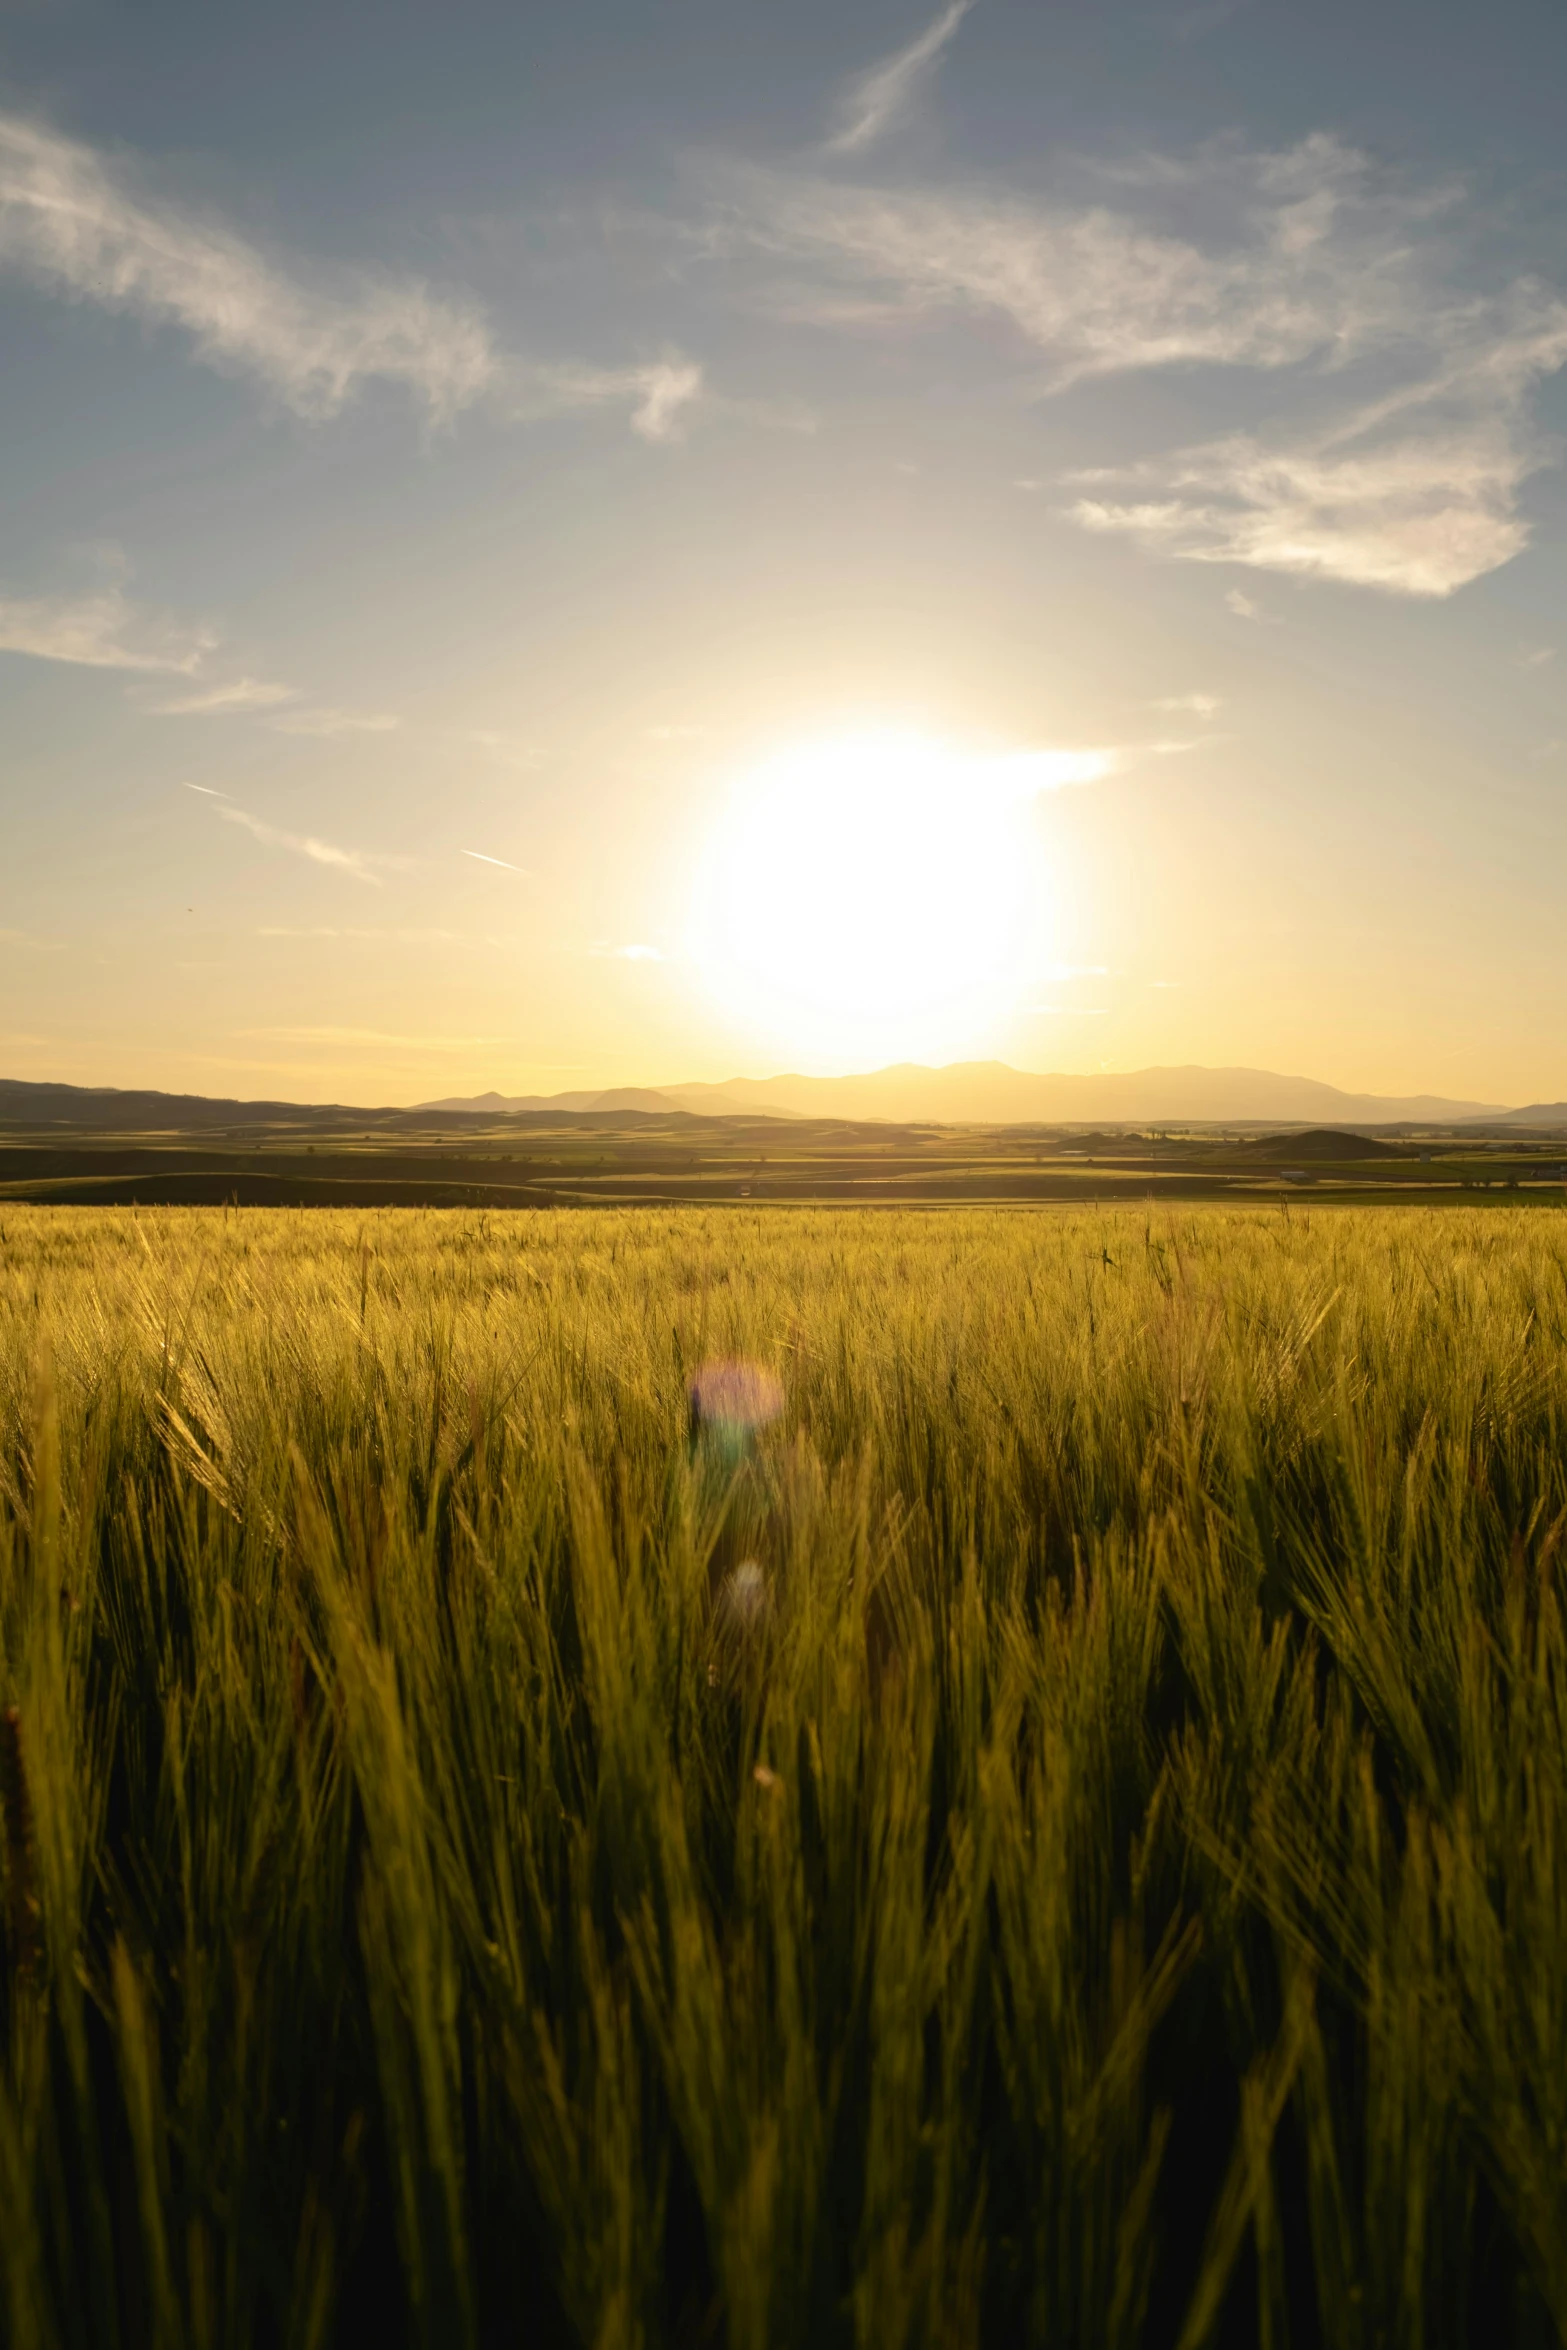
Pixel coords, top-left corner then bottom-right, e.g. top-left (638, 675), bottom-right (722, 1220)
top-left (591, 942), bottom-right (667, 961)
top-left (1065, 400), bottom-right (1559, 597)
top-left (0, 586), bottom-right (212, 671)
top-left (0, 113), bottom-right (702, 441)
top-left (998, 738), bottom-right (1199, 795)
top-left (270, 707), bottom-right (402, 737)
top-left (0, 112), bottom-right (496, 420)
top-left (1517, 643), bottom-right (1555, 667)
top-left (719, 135), bottom-right (1390, 383)
top-left (713, 134), bottom-right (1567, 595)
top-left (184, 786), bottom-right (408, 885)
top-left (626, 359), bottom-right (704, 441)
top-left (500, 354), bottom-right (703, 441)
top-left (141, 676), bottom-right (295, 715)
top-left (463, 849), bottom-right (528, 872)
top-left (1003, 746), bottom-right (1123, 791)
top-left (1154, 691), bottom-right (1221, 715)
top-left (826, 2), bottom-right (976, 155)
top-left (1226, 588), bottom-right (1266, 620)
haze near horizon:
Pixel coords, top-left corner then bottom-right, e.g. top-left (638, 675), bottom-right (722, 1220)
top-left (2, 0), bottom-right (1565, 1106)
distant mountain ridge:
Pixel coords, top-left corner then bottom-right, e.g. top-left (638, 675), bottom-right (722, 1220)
top-left (0, 1078), bottom-right (394, 1130)
top-left (2, 1063), bottom-right (1547, 1133)
top-left (423, 1061), bottom-right (1511, 1126)
top-left (1488, 1102), bottom-right (1567, 1128)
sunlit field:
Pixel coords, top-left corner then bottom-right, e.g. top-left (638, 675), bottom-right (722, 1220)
top-left (2, 1202), bottom-right (1566, 2348)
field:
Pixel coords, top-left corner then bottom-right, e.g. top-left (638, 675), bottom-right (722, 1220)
top-left (4, 1097), bottom-right (1567, 1211)
top-left (1, 1201), bottom-right (1566, 2347)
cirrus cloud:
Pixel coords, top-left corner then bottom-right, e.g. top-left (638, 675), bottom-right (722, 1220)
top-left (707, 132), bottom-right (1567, 597)
top-left (183, 783), bottom-right (410, 886)
top-left (141, 676), bottom-right (295, 715)
top-left (826, 2), bottom-right (976, 156)
top-left (270, 706), bottom-right (402, 737)
top-left (0, 111), bottom-right (701, 441)
top-left (0, 586), bottom-right (213, 672)
top-left (0, 113), bottom-right (495, 421)
top-left (499, 354), bottom-right (704, 441)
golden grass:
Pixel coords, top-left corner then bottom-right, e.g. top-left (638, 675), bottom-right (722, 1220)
top-left (0, 1201), bottom-right (1564, 2346)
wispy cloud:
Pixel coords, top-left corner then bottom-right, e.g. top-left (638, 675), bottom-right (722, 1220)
top-left (0, 586), bottom-right (212, 672)
top-left (826, 2), bottom-right (976, 155)
top-left (1003, 746), bottom-right (1123, 790)
top-left (1065, 404), bottom-right (1558, 598)
top-left (590, 941), bottom-right (667, 961)
top-left (717, 135), bottom-right (1389, 382)
top-left (0, 112), bottom-right (702, 441)
top-left (141, 676), bottom-right (295, 715)
top-left (0, 113), bottom-right (495, 420)
top-left (270, 707), bottom-right (402, 737)
top-left (183, 784), bottom-right (408, 885)
top-left (463, 849), bottom-right (528, 872)
top-left (1226, 588), bottom-right (1268, 620)
top-left (1154, 691), bottom-right (1222, 715)
top-left (999, 738), bottom-right (1200, 795)
top-left (712, 134), bottom-right (1567, 596)
top-left (499, 354), bottom-right (704, 441)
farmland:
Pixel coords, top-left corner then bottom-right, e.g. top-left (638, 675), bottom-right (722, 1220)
top-left (3, 1094), bottom-right (1566, 1212)
top-left (1, 1201), bottom-right (1566, 2346)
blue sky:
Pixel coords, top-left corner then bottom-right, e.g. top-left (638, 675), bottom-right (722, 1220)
top-left (1, 0), bottom-right (1564, 1104)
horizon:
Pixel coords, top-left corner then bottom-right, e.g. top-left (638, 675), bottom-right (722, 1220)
top-left (3, 1), bottom-right (1566, 1101)
top-left (1, 1050), bottom-right (1543, 1120)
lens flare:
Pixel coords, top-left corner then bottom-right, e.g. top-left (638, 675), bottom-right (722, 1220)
top-left (689, 1357), bottom-right (785, 1435)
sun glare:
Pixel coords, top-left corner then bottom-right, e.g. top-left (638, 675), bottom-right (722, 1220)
top-left (693, 729), bottom-right (1061, 1063)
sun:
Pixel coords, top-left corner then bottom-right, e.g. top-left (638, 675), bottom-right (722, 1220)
top-left (691, 728), bottom-right (1059, 1064)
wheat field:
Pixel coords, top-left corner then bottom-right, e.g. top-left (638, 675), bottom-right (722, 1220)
top-left (1, 1201), bottom-right (1564, 2348)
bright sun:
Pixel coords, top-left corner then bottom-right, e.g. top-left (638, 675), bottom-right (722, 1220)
top-left (693, 728), bottom-right (1067, 1064)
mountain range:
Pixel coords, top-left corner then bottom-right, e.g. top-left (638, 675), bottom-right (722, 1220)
top-left (6, 1064), bottom-right (1566, 1133)
top-left (422, 1060), bottom-right (1535, 1126)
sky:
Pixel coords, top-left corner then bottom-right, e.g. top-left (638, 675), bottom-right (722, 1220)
top-left (1, 0), bottom-right (1565, 1108)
